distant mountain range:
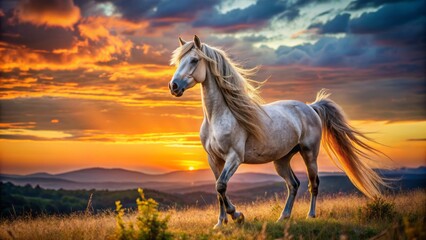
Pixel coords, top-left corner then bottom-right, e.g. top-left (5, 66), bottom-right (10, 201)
top-left (1, 166), bottom-right (425, 194)
top-left (3, 167), bottom-right (294, 183)
top-left (0, 167), bottom-right (288, 192)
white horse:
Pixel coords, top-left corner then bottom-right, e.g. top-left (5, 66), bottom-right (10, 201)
top-left (168, 35), bottom-right (386, 229)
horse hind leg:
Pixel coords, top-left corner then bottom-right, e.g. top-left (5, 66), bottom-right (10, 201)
top-left (274, 146), bottom-right (300, 221)
top-left (300, 143), bottom-right (320, 218)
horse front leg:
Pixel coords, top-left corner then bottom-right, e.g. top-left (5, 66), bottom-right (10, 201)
top-left (208, 156), bottom-right (228, 229)
top-left (216, 150), bottom-right (244, 225)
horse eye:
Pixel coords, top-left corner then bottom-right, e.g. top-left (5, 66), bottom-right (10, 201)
top-left (190, 58), bottom-right (199, 64)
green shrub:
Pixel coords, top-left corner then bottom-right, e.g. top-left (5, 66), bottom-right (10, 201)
top-left (115, 188), bottom-right (171, 240)
top-left (358, 197), bottom-right (396, 222)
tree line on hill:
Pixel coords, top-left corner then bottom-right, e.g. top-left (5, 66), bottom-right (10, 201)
top-left (0, 182), bottom-right (185, 219)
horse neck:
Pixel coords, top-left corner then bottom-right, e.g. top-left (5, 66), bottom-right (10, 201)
top-left (201, 70), bottom-right (228, 121)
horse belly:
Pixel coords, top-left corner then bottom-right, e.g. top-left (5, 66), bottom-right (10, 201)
top-left (243, 131), bottom-right (299, 164)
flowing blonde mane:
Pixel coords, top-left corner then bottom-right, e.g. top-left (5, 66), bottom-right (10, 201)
top-left (171, 42), bottom-right (266, 141)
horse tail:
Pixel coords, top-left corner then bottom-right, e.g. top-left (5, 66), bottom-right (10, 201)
top-left (309, 89), bottom-right (386, 198)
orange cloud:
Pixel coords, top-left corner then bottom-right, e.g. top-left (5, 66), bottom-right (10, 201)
top-left (0, 122), bottom-right (36, 129)
top-left (15, 0), bottom-right (81, 28)
top-left (77, 16), bottom-right (146, 42)
top-left (0, 15), bottom-right (154, 72)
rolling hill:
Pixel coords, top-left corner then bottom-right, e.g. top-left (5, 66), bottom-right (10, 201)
top-left (1, 167), bottom-right (425, 195)
top-left (1, 167), bottom-right (425, 220)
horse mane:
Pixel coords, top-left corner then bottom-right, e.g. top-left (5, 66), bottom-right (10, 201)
top-left (171, 42), bottom-right (266, 141)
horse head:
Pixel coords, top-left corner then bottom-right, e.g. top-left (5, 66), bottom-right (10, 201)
top-left (169, 35), bottom-right (207, 97)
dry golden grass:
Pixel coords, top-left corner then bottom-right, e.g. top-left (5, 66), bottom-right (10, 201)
top-left (1, 191), bottom-right (425, 240)
top-left (0, 213), bottom-right (116, 240)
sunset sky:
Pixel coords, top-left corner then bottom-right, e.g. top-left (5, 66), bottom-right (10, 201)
top-left (0, 0), bottom-right (425, 175)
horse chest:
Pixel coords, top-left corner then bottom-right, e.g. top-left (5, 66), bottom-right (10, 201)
top-left (201, 115), bottom-right (236, 159)
top-left (205, 134), bottom-right (231, 159)
top-left (201, 127), bottom-right (233, 160)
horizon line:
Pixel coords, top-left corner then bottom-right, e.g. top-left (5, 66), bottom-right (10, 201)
top-left (2, 165), bottom-right (425, 176)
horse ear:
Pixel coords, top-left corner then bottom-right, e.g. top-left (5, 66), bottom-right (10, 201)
top-left (194, 35), bottom-right (201, 49)
top-left (178, 36), bottom-right (187, 46)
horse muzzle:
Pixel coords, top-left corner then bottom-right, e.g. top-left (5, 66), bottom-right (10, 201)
top-left (169, 79), bottom-right (187, 97)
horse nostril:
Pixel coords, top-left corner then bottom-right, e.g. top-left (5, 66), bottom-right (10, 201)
top-left (172, 82), bottom-right (178, 90)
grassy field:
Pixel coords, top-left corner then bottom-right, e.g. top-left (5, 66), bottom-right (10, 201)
top-left (0, 190), bottom-right (425, 240)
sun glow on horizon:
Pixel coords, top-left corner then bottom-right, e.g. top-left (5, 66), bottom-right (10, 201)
top-left (0, 120), bottom-right (424, 175)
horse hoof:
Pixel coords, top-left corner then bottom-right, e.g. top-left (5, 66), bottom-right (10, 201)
top-left (233, 212), bottom-right (245, 225)
top-left (276, 215), bottom-right (290, 222)
top-left (306, 214), bottom-right (316, 219)
top-left (213, 218), bottom-right (228, 229)
top-left (213, 223), bottom-right (222, 229)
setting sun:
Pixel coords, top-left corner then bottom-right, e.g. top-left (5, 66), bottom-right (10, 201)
top-left (188, 166), bottom-right (195, 171)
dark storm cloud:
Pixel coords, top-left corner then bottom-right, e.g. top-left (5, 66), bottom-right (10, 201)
top-left (310, 13), bottom-right (350, 34)
top-left (203, 35), bottom-right (277, 66)
top-left (108, 0), bottom-right (157, 20)
top-left (148, 0), bottom-right (215, 19)
top-left (193, 0), bottom-right (288, 31)
top-left (276, 36), bottom-right (385, 67)
top-left (90, 0), bottom-right (215, 27)
top-left (191, 0), bottom-right (336, 32)
top-left (313, 0), bottom-right (425, 35)
top-left (274, 33), bottom-right (424, 77)
top-left (374, 18), bottom-right (426, 46)
top-left (110, 0), bottom-right (215, 21)
top-left (76, 0), bottom-right (163, 20)
top-left (349, 0), bottom-right (425, 34)
top-left (345, 0), bottom-right (416, 10)
top-left (277, 0), bottom-right (336, 21)
top-left (303, 0), bottom-right (425, 71)
top-left (0, 14), bottom-right (76, 51)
